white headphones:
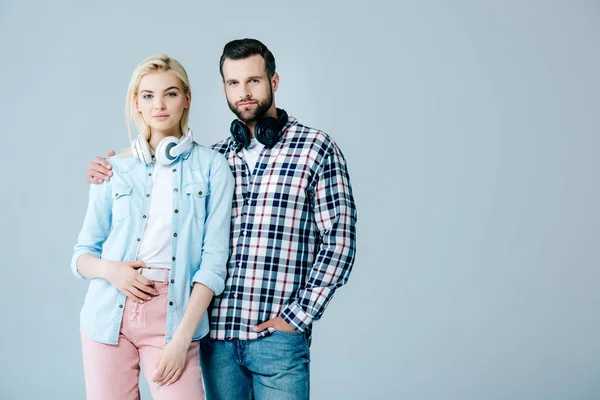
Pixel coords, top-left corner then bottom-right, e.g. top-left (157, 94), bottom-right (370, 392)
top-left (132, 128), bottom-right (194, 165)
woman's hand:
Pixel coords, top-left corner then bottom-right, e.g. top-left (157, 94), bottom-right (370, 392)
top-left (151, 337), bottom-right (190, 386)
top-left (104, 260), bottom-right (157, 303)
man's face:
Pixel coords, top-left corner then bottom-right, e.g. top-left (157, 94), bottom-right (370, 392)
top-left (222, 54), bottom-right (278, 123)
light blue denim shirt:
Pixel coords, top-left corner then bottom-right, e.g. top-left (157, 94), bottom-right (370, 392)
top-left (71, 144), bottom-right (234, 345)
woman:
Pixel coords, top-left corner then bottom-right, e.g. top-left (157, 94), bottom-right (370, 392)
top-left (71, 55), bottom-right (233, 399)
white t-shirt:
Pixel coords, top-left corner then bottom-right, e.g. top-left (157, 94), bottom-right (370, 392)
top-left (242, 138), bottom-right (265, 173)
top-left (137, 161), bottom-right (173, 269)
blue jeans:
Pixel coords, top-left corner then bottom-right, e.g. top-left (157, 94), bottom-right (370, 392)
top-left (200, 331), bottom-right (310, 400)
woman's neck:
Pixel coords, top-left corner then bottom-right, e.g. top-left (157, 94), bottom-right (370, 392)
top-left (149, 129), bottom-right (182, 151)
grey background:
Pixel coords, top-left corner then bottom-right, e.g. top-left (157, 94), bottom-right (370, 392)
top-left (1, 0), bottom-right (599, 399)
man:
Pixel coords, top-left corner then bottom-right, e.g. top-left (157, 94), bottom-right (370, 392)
top-left (86, 38), bottom-right (357, 399)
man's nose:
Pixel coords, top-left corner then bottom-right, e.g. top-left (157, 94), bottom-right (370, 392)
top-left (240, 84), bottom-right (252, 99)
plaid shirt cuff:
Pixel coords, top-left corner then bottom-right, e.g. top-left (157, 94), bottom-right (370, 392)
top-left (281, 301), bottom-right (314, 332)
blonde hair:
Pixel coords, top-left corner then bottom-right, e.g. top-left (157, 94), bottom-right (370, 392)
top-left (125, 55), bottom-right (191, 142)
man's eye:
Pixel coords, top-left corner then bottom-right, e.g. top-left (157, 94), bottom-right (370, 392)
top-left (228, 82), bottom-right (238, 86)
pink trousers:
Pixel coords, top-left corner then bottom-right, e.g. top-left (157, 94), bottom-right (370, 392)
top-left (80, 282), bottom-right (205, 399)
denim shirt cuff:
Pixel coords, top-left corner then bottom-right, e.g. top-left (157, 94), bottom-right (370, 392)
top-left (192, 269), bottom-right (225, 296)
top-left (71, 250), bottom-right (99, 280)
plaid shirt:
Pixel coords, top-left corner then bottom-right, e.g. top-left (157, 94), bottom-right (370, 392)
top-left (209, 115), bottom-right (357, 340)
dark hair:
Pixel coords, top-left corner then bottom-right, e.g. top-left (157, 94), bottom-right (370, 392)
top-left (219, 38), bottom-right (276, 81)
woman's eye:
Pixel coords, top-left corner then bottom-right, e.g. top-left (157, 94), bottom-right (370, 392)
top-left (166, 92), bottom-right (177, 97)
top-left (142, 94), bottom-right (152, 99)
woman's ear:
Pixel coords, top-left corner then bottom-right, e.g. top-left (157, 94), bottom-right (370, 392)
top-left (185, 89), bottom-right (192, 108)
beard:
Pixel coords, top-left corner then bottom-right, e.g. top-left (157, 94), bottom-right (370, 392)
top-left (227, 87), bottom-right (274, 123)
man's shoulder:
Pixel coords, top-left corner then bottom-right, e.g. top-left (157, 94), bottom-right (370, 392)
top-left (287, 118), bottom-right (337, 152)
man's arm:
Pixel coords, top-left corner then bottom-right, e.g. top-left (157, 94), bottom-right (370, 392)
top-left (256, 143), bottom-right (358, 333)
top-left (86, 150), bottom-right (116, 184)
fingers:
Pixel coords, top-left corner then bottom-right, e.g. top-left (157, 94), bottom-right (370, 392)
top-left (133, 272), bottom-right (155, 288)
top-left (158, 367), bottom-right (177, 386)
top-left (87, 157), bottom-right (113, 182)
top-left (107, 149), bottom-right (116, 157)
top-left (165, 368), bottom-right (183, 386)
top-left (89, 163), bottom-right (112, 179)
top-left (133, 280), bottom-right (158, 296)
top-left (253, 320), bottom-right (272, 332)
top-left (125, 289), bottom-right (149, 303)
top-left (129, 260), bottom-right (148, 269)
top-left (125, 261), bottom-right (155, 288)
top-left (86, 171), bottom-right (104, 184)
top-left (151, 359), bottom-right (167, 385)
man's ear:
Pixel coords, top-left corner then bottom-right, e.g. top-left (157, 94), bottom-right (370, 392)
top-left (271, 72), bottom-right (280, 92)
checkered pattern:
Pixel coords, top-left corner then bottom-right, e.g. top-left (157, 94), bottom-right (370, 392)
top-left (209, 116), bottom-right (357, 340)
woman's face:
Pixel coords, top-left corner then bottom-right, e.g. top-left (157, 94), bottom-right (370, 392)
top-left (136, 71), bottom-right (190, 136)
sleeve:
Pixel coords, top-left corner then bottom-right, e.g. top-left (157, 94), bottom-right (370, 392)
top-left (71, 181), bottom-right (113, 280)
top-left (191, 153), bottom-right (234, 295)
top-left (281, 144), bottom-right (358, 331)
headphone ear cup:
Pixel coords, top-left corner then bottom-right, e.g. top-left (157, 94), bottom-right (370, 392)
top-left (230, 119), bottom-right (252, 148)
top-left (254, 117), bottom-right (281, 148)
top-left (277, 108), bottom-right (288, 127)
top-left (255, 109), bottom-right (288, 148)
top-left (155, 136), bottom-right (179, 165)
top-left (132, 136), bottom-right (153, 164)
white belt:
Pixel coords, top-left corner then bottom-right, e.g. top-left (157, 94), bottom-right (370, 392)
top-left (138, 268), bottom-right (168, 283)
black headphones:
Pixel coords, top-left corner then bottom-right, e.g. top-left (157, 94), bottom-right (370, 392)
top-left (230, 108), bottom-right (289, 149)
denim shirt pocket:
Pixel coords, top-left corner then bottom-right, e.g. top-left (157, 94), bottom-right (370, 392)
top-left (111, 183), bottom-right (133, 223)
top-left (184, 181), bottom-right (209, 219)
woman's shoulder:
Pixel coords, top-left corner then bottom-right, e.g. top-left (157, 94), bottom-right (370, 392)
top-left (189, 143), bottom-right (228, 165)
top-left (107, 148), bottom-right (137, 173)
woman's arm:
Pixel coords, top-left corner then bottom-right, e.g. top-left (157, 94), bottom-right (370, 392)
top-left (151, 153), bottom-right (234, 386)
top-left (72, 178), bottom-right (156, 302)
top-left (150, 282), bottom-right (214, 386)
top-left (77, 254), bottom-right (157, 303)
top-left (190, 153), bottom-right (235, 295)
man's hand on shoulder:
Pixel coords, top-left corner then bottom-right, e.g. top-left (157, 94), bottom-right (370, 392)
top-left (86, 150), bottom-right (115, 184)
